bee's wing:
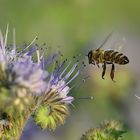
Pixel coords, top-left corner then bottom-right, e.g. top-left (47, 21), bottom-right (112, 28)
top-left (98, 32), bottom-right (126, 52)
top-left (112, 35), bottom-right (126, 52)
top-left (97, 32), bottom-right (113, 49)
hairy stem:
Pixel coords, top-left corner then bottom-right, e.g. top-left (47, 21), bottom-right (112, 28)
top-left (0, 97), bottom-right (36, 140)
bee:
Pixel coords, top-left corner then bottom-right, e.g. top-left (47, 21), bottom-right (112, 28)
top-left (87, 33), bottom-right (129, 81)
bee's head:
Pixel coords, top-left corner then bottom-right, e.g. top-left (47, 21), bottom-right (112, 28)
top-left (87, 50), bottom-right (95, 65)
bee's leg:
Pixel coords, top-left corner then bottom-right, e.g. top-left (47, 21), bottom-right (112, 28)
top-left (96, 61), bottom-right (100, 68)
top-left (91, 61), bottom-right (95, 65)
top-left (102, 62), bottom-right (106, 79)
top-left (110, 63), bottom-right (116, 82)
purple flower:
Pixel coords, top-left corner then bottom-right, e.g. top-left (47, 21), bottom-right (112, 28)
top-left (0, 26), bottom-right (48, 96)
top-left (0, 26), bottom-right (37, 66)
top-left (9, 56), bottom-right (48, 95)
top-left (44, 60), bottom-right (80, 104)
top-left (34, 59), bottom-right (80, 130)
top-left (0, 26), bottom-right (80, 101)
top-left (0, 26), bottom-right (81, 133)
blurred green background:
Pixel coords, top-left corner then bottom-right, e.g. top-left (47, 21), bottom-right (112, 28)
top-left (1, 0), bottom-right (140, 140)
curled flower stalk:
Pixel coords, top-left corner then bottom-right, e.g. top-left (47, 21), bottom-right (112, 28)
top-left (0, 26), bottom-right (80, 140)
top-left (33, 60), bottom-right (80, 130)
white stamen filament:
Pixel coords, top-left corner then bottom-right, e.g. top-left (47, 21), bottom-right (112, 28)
top-left (13, 28), bottom-right (16, 51)
top-left (0, 31), bottom-right (4, 49)
top-left (4, 24), bottom-right (9, 51)
top-left (36, 50), bottom-right (40, 64)
top-left (22, 36), bottom-right (37, 52)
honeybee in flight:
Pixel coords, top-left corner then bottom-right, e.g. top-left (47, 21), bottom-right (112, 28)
top-left (87, 32), bottom-right (129, 81)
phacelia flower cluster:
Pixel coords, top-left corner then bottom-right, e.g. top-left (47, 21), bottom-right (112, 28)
top-left (0, 26), bottom-right (81, 139)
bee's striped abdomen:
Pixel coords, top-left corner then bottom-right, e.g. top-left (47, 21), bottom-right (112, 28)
top-left (118, 55), bottom-right (129, 65)
top-left (104, 50), bottom-right (129, 65)
top-left (103, 50), bottom-right (114, 61)
top-left (110, 51), bottom-right (120, 62)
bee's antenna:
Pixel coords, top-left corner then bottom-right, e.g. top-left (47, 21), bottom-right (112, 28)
top-left (98, 31), bottom-right (113, 49)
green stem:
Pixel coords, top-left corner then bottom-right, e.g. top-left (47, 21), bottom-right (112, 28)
top-left (0, 111), bottom-right (31, 140)
top-left (1, 103), bottom-right (36, 140)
